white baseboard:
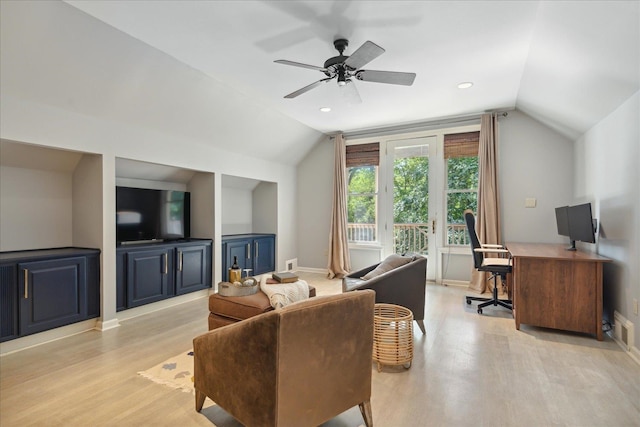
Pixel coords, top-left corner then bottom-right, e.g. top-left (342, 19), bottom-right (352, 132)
top-left (439, 279), bottom-right (470, 287)
top-left (117, 289), bottom-right (210, 322)
top-left (1, 290), bottom-right (211, 355)
top-left (96, 318), bottom-right (121, 331)
top-left (0, 319), bottom-right (98, 356)
top-left (297, 266), bottom-right (328, 275)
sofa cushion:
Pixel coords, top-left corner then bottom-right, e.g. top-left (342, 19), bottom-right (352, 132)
top-left (342, 277), bottom-right (366, 292)
top-left (362, 254), bottom-right (413, 280)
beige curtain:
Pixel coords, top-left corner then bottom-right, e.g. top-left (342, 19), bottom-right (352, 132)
top-left (469, 114), bottom-right (503, 293)
top-left (327, 134), bottom-right (351, 279)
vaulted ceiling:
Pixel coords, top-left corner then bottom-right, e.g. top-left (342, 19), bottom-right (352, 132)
top-left (63, 1), bottom-right (639, 140)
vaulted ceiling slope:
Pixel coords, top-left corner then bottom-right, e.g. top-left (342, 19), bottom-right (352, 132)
top-left (2, 1), bottom-right (638, 168)
top-left (63, 0), bottom-right (639, 140)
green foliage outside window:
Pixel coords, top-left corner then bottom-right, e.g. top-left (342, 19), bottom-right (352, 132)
top-left (393, 157), bottom-right (429, 224)
top-left (347, 166), bottom-right (376, 224)
top-left (446, 156), bottom-right (478, 224)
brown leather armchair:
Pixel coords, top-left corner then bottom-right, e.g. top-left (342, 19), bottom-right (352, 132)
top-left (343, 254), bottom-right (427, 334)
top-left (193, 290), bottom-right (375, 427)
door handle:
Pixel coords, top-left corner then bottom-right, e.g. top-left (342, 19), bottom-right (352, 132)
top-left (23, 269), bottom-right (28, 299)
top-left (178, 251), bottom-right (183, 271)
top-left (163, 253), bottom-right (168, 274)
top-left (247, 243), bottom-right (251, 259)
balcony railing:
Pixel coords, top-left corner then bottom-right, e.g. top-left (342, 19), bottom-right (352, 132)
top-left (347, 222), bottom-right (470, 252)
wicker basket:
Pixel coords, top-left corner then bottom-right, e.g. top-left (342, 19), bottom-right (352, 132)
top-left (373, 303), bottom-right (414, 372)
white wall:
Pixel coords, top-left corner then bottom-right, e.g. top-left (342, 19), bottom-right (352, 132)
top-left (221, 188), bottom-right (253, 235)
top-left (252, 182), bottom-right (277, 234)
top-left (0, 166), bottom-right (73, 251)
top-left (574, 91), bottom-right (640, 351)
top-left (499, 110), bottom-right (574, 243)
top-left (297, 139), bottom-right (333, 269)
top-left (72, 154), bottom-right (103, 249)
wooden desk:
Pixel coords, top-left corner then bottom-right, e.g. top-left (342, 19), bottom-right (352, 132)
top-left (506, 243), bottom-right (611, 340)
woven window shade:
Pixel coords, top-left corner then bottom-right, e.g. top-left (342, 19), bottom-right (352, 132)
top-left (346, 143), bottom-right (380, 167)
top-left (444, 131), bottom-right (479, 158)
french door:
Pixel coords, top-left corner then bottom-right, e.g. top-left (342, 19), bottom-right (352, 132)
top-left (381, 136), bottom-right (437, 281)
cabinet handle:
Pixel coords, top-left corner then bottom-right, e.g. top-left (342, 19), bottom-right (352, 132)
top-left (247, 243), bottom-right (251, 259)
top-left (179, 251), bottom-right (183, 271)
top-left (23, 269), bottom-right (29, 299)
top-left (255, 243), bottom-right (259, 258)
top-left (163, 253), bottom-right (168, 275)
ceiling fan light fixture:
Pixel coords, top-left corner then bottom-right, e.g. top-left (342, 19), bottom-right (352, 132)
top-left (458, 82), bottom-right (474, 89)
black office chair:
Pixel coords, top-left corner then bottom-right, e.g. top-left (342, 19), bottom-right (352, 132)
top-left (464, 209), bottom-right (513, 314)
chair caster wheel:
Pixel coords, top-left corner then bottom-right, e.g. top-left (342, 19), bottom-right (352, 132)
top-left (477, 308), bottom-right (483, 314)
top-left (466, 299), bottom-right (471, 305)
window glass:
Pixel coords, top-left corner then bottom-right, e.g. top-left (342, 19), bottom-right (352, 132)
top-left (347, 165), bottom-right (377, 242)
top-left (446, 156), bottom-right (478, 245)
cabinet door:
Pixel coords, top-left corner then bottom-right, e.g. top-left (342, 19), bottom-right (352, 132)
top-left (0, 263), bottom-right (19, 342)
top-left (18, 257), bottom-right (87, 337)
top-left (224, 239), bottom-right (250, 281)
top-left (175, 244), bottom-right (211, 295)
top-left (253, 236), bottom-right (275, 276)
top-left (126, 248), bottom-right (173, 308)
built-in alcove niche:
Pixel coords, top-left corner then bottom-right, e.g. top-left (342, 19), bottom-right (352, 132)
top-left (0, 139), bottom-right (102, 252)
top-left (221, 174), bottom-right (277, 236)
top-left (115, 158), bottom-right (215, 242)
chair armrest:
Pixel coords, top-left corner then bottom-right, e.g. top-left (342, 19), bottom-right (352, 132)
top-left (474, 248), bottom-right (509, 254)
top-left (193, 313), bottom-right (279, 405)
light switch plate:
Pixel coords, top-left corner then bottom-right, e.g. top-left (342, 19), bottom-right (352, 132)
top-left (525, 198), bottom-right (537, 208)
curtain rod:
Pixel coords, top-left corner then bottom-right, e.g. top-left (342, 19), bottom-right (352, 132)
top-left (328, 110), bottom-right (510, 140)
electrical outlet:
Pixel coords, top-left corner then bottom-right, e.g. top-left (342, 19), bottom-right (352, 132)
top-left (633, 299), bottom-right (638, 316)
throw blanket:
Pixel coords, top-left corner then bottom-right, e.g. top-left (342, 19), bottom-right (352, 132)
top-left (260, 276), bottom-right (309, 309)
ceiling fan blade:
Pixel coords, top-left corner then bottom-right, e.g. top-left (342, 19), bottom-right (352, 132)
top-left (340, 80), bottom-right (362, 105)
top-left (284, 77), bottom-right (333, 99)
top-left (344, 41), bottom-right (385, 70)
top-left (356, 70), bottom-right (416, 86)
top-left (274, 60), bottom-right (327, 72)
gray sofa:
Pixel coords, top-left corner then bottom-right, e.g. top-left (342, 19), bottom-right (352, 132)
top-left (342, 254), bottom-right (427, 334)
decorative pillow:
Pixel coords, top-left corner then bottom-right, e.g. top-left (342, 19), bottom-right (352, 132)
top-left (362, 254), bottom-right (413, 280)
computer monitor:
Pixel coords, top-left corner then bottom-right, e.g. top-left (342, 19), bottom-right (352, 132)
top-left (555, 206), bottom-right (570, 237)
top-left (568, 203), bottom-right (596, 245)
top-left (555, 203), bottom-right (596, 250)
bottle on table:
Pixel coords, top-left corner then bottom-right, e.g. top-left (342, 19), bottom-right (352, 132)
top-left (229, 255), bottom-right (242, 283)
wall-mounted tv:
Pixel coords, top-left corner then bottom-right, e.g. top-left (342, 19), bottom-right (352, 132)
top-left (116, 186), bottom-right (190, 244)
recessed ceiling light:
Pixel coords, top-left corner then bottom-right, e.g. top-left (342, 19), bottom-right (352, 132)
top-left (319, 107), bottom-right (332, 112)
top-left (458, 82), bottom-right (473, 89)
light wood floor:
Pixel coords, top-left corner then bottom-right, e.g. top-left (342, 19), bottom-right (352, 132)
top-left (1, 272), bottom-right (639, 426)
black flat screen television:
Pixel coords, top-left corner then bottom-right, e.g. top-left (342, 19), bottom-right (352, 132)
top-left (116, 187), bottom-right (190, 243)
top-left (555, 202), bottom-right (596, 250)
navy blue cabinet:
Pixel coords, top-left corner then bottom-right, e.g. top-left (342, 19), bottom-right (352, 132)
top-left (222, 234), bottom-right (275, 281)
top-left (0, 248), bottom-right (100, 342)
top-left (116, 239), bottom-right (212, 311)
top-left (126, 247), bottom-right (174, 308)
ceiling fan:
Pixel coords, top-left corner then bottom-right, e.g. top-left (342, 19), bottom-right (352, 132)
top-left (274, 39), bottom-right (416, 102)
